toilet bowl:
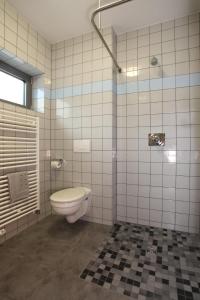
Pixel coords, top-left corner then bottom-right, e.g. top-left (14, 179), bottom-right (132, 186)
top-left (50, 187), bottom-right (91, 223)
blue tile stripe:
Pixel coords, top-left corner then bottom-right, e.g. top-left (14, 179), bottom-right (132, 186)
top-left (51, 73), bottom-right (200, 99)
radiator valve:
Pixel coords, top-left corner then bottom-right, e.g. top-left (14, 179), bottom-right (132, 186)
top-left (0, 228), bottom-right (6, 236)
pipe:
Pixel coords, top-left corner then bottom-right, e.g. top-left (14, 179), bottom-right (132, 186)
top-left (91, 0), bottom-right (133, 73)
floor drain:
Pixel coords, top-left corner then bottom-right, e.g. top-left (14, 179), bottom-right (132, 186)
top-left (146, 247), bottom-right (157, 257)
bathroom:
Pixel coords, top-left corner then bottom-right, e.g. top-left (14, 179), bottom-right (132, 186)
top-left (0, 0), bottom-right (200, 299)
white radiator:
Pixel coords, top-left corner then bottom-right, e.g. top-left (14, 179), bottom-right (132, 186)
top-left (0, 109), bottom-right (40, 229)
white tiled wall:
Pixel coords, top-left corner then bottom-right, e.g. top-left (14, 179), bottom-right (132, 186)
top-left (0, 0), bottom-right (200, 240)
top-left (117, 14), bottom-right (200, 233)
top-left (51, 28), bottom-right (117, 225)
top-left (0, 0), bottom-right (51, 243)
top-left (0, 0), bottom-right (50, 75)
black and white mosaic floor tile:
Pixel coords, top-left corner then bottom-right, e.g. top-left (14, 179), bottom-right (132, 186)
top-left (80, 222), bottom-right (200, 300)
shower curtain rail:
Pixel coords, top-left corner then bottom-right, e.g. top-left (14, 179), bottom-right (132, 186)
top-left (91, 0), bottom-right (133, 73)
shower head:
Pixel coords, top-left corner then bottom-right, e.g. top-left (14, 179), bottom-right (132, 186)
top-left (151, 56), bottom-right (158, 66)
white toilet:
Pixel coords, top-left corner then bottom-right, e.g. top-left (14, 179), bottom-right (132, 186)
top-left (50, 187), bottom-right (91, 223)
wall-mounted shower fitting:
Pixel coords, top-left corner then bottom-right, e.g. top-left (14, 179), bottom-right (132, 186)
top-left (151, 56), bottom-right (159, 66)
top-left (148, 133), bottom-right (165, 146)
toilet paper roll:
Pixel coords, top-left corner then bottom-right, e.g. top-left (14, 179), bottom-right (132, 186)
top-left (51, 160), bottom-right (62, 170)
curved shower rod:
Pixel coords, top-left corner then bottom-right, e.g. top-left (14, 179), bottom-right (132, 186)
top-left (91, 0), bottom-right (133, 73)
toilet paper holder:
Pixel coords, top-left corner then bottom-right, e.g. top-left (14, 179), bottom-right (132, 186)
top-left (51, 159), bottom-right (64, 170)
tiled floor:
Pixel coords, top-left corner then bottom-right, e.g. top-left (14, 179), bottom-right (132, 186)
top-left (1, 217), bottom-right (200, 300)
top-left (80, 222), bottom-right (200, 300)
top-left (0, 216), bottom-right (128, 300)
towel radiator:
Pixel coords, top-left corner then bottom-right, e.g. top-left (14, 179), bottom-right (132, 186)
top-left (0, 109), bottom-right (40, 231)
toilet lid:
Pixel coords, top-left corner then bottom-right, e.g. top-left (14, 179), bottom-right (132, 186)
top-left (50, 188), bottom-right (85, 202)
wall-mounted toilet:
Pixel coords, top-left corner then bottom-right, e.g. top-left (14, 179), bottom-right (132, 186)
top-left (50, 187), bottom-right (91, 223)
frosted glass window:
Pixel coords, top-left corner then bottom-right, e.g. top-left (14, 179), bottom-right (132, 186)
top-left (0, 71), bottom-right (25, 105)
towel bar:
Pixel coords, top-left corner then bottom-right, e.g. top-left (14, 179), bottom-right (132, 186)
top-left (0, 109), bottom-right (40, 229)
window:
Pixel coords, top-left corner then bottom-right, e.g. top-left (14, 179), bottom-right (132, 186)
top-left (0, 61), bottom-right (32, 108)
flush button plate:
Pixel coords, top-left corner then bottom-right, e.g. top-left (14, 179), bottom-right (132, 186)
top-left (148, 133), bottom-right (165, 146)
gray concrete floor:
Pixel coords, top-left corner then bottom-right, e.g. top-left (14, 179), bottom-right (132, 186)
top-left (0, 216), bottom-right (128, 300)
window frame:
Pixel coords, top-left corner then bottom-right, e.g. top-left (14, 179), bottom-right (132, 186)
top-left (0, 60), bottom-right (32, 109)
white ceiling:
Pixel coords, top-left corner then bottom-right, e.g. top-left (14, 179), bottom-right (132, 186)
top-left (8, 0), bottom-right (200, 44)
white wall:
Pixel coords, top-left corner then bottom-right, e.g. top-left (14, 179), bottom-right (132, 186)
top-left (51, 29), bottom-right (117, 225)
top-left (117, 14), bottom-right (200, 233)
top-left (0, 0), bottom-right (199, 240)
top-left (0, 0), bottom-right (51, 242)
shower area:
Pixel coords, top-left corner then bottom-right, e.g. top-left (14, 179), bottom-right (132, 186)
top-left (97, 0), bottom-right (200, 233)
top-left (50, 0), bottom-right (200, 233)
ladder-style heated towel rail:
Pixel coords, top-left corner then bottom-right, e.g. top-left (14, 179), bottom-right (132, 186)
top-left (0, 109), bottom-right (40, 230)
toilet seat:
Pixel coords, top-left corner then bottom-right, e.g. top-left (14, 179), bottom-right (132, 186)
top-left (50, 187), bottom-right (85, 203)
top-left (49, 187), bottom-right (91, 223)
